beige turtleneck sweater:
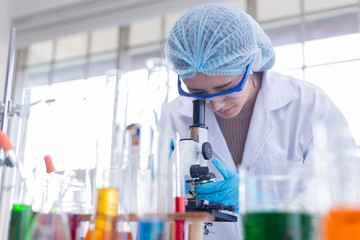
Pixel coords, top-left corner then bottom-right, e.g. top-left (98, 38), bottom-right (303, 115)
top-left (215, 96), bottom-right (257, 167)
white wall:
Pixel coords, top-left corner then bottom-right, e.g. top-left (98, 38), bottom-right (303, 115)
top-left (0, 0), bottom-right (10, 100)
top-left (9, 0), bottom-right (93, 19)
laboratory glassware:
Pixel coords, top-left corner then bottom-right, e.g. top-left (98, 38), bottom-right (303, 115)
top-left (312, 124), bottom-right (360, 240)
top-left (136, 58), bottom-right (174, 240)
top-left (1, 129), bottom-right (32, 240)
top-left (0, 94), bottom-right (35, 240)
top-left (59, 178), bottom-right (87, 240)
top-left (8, 178), bottom-right (34, 240)
top-left (27, 174), bottom-right (73, 240)
top-left (172, 135), bottom-right (186, 240)
top-left (85, 69), bottom-right (132, 239)
top-left (85, 168), bottom-right (120, 240)
top-left (121, 123), bottom-right (141, 238)
top-left (239, 156), bottom-right (317, 240)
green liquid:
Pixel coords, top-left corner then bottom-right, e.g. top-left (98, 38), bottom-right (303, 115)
top-left (243, 212), bottom-right (315, 240)
top-left (8, 204), bottom-right (34, 240)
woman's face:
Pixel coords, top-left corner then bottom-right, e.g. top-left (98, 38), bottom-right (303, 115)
top-left (183, 72), bottom-right (253, 119)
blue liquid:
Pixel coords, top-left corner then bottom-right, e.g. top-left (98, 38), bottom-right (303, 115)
top-left (137, 219), bottom-right (164, 240)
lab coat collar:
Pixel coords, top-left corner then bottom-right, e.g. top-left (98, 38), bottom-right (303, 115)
top-left (260, 70), bottom-right (295, 111)
top-left (241, 70), bottom-right (295, 167)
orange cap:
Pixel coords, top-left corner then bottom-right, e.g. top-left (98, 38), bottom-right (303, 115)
top-left (0, 131), bottom-right (13, 152)
top-left (44, 154), bottom-right (55, 173)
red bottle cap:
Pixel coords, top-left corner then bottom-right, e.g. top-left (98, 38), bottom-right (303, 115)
top-left (0, 131), bottom-right (13, 152)
top-left (44, 154), bottom-right (55, 173)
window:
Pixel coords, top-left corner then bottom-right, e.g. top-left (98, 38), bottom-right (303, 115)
top-left (9, 0), bottom-right (360, 179)
top-left (272, 33), bottom-right (360, 143)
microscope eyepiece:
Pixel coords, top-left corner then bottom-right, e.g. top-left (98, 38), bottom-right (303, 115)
top-left (192, 100), bottom-right (206, 127)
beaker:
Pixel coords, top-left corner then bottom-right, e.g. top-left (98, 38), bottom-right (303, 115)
top-left (310, 122), bottom-right (359, 240)
top-left (27, 173), bottom-right (73, 240)
top-left (239, 156), bottom-right (317, 240)
top-left (315, 150), bottom-right (360, 240)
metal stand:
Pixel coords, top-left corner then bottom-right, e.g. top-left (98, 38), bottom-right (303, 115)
top-left (0, 27), bottom-right (17, 240)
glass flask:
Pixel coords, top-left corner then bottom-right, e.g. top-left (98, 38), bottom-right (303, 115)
top-left (239, 156), bottom-right (317, 240)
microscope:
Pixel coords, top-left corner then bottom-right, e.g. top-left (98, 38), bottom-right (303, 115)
top-left (171, 99), bottom-right (237, 223)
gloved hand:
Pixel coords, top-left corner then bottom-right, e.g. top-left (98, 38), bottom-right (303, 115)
top-left (170, 138), bottom-right (175, 157)
top-left (194, 158), bottom-right (239, 213)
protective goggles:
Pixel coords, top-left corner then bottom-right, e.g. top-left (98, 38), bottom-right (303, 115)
top-left (178, 59), bottom-right (254, 102)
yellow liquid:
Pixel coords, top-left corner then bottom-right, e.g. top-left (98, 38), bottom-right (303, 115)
top-left (85, 188), bottom-right (119, 239)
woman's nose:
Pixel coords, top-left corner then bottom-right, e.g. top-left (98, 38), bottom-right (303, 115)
top-left (209, 101), bottom-right (226, 112)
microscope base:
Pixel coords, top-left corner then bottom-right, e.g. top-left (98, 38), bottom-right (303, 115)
top-left (186, 198), bottom-right (238, 222)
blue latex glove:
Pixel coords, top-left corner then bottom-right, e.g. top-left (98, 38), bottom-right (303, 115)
top-left (195, 158), bottom-right (239, 213)
top-left (170, 138), bottom-right (175, 157)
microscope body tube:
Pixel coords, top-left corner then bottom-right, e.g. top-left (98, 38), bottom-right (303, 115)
top-left (189, 127), bottom-right (209, 166)
top-left (170, 140), bottom-right (199, 182)
top-left (188, 99), bottom-right (211, 166)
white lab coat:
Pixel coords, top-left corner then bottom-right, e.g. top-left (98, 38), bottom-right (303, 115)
top-left (167, 70), bottom-right (356, 240)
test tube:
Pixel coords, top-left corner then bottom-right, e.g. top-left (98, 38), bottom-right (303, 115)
top-left (173, 135), bottom-right (186, 240)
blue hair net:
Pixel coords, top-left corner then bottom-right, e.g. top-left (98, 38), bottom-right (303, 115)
top-left (165, 4), bottom-right (275, 79)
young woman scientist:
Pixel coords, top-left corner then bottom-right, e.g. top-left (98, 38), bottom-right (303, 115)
top-left (164, 3), bottom-right (356, 239)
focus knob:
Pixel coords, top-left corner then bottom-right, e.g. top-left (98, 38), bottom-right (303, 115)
top-left (202, 142), bottom-right (212, 160)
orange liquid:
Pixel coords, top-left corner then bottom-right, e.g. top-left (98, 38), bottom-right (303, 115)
top-left (85, 229), bottom-right (133, 240)
top-left (84, 229), bottom-right (117, 240)
top-left (117, 231), bottom-right (133, 240)
top-left (321, 207), bottom-right (360, 240)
